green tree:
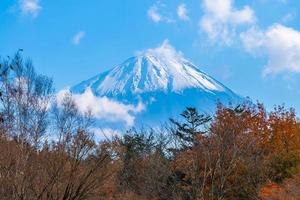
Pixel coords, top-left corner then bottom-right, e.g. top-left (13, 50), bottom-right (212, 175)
top-left (170, 107), bottom-right (211, 150)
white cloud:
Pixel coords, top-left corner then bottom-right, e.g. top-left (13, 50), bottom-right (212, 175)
top-left (141, 39), bottom-right (184, 59)
top-left (72, 31), bottom-right (85, 45)
top-left (19, 0), bottom-right (41, 18)
top-left (199, 0), bottom-right (255, 45)
top-left (148, 4), bottom-right (161, 22)
top-left (57, 88), bottom-right (145, 127)
top-left (147, 1), bottom-right (174, 23)
top-left (177, 3), bottom-right (189, 21)
top-left (240, 27), bottom-right (265, 54)
top-left (241, 24), bottom-right (300, 75)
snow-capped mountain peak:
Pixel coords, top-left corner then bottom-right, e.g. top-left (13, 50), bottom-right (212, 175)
top-left (71, 41), bottom-right (243, 129)
top-left (72, 40), bottom-right (226, 96)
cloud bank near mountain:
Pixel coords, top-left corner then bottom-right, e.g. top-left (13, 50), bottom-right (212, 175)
top-left (57, 88), bottom-right (144, 127)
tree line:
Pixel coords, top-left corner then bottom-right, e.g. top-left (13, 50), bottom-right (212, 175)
top-left (0, 52), bottom-right (299, 199)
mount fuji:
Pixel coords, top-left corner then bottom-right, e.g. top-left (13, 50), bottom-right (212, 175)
top-left (70, 41), bottom-right (244, 129)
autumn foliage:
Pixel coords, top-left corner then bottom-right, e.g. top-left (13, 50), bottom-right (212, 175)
top-left (0, 53), bottom-right (300, 199)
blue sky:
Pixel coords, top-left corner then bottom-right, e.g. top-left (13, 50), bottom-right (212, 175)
top-left (1, 0), bottom-right (300, 112)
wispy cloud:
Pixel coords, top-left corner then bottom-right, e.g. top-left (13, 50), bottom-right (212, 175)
top-left (199, 0), bottom-right (255, 45)
top-left (177, 3), bottom-right (189, 21)
top-left (148, 4), bottom-right (162, 23)
top-left (19, 0), bottom-right (41, 18)
top-left (147, 1), bottom-right (174, 23)
top-left (241, 24), bottom-right (300, 76)
top-left (72, 31), bottom-right (85, 45)
top-left (280, 12), bottom-right (296, 23)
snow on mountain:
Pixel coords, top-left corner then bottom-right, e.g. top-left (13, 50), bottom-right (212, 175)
top-left (71, 40), bottom-right (244, 129)
top-left (73, 40), bottom-right (227, 96)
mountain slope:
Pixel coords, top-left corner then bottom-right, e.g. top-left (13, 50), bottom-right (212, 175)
top-left (71, 41), bottom-right (244, 128)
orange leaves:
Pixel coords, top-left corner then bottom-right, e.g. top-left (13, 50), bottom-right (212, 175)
top-left (259, 182), bottom-right (286, 200)
top-left (268, 105), bottom-right (300, 153)
top-left (259, 172), bottom-right (300, 200)
top-left (169, 104), bottom-right (300, 199)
